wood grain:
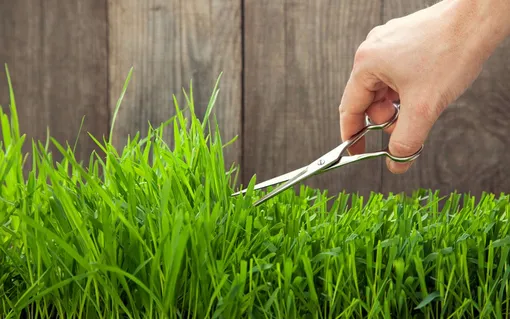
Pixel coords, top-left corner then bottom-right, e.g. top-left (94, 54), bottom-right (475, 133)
top-left (0, 0), bottom-right (109, 168)
top-left (382, 0), bottom-right (510, 197)
top-left (108, 0), bottom-right (242, 169)
top-left (243, 0), bottom-right (383, 197)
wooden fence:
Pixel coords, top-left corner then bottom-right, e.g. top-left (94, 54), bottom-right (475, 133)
top-left (1, 0), bottom-right (509, 199)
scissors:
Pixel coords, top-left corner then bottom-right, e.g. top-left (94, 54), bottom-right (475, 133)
top-left (232, 102), bottom-right (424, 206)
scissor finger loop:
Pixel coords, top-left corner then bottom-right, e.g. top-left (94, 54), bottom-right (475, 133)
top-left (364, 102), bottom-right (400, 129)
top-left (383, 144), bottom-right (424, 163)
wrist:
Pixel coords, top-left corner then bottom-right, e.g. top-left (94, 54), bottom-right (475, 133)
top-left (447, 0), bottom-right (510, 57)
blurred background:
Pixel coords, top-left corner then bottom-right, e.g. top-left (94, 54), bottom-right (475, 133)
top-left (1, 0), bottom-right (509, 199)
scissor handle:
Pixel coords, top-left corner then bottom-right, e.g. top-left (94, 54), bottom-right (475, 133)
top-left (344, 102), bottom-right (423, 161)
top-left (343, 102), bottom-right (400, 150)
top-left (324, 144), bottom-right (423, 173)
top-left (365, 102), bottom-right (400, 129)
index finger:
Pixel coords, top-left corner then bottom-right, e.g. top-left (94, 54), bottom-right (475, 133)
top-left (338, 70), bottom-right (377, 155)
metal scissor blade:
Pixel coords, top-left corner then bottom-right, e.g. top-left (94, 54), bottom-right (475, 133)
top-left (252, 149), bottom-right (344, 206)
top-left (249, 151), bottom-right (389, 206)
top-left (252, 168), bottom-right (310, 206)
top-left (232, 142), bottom-right (350, 198)
top-left (231, 166), bottom-right (308, 196)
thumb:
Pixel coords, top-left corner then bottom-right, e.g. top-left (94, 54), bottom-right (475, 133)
top-left (386, 99), bottom-right (439, 174)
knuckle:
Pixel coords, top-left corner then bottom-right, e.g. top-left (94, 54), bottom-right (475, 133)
top-left (353, 39), bottom-right (383, 74)
top-left (385, 18), bottom-right (398, 27)
top-left (353, 42), bottom-right (373, 66)
top-left (366, 25), bottom-right (382, 39)
top-left (338, 103), bottom-right (344, 114)
top-left (338, 101), bottom-right (350, 117)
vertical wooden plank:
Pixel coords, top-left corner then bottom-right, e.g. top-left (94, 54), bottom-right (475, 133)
top-left (0, 0), bottom-right (109, 167)
top-left (243, 1), bottom-right (383, 197)
top-left (382, 1), bottom-right (510, 196)
top-left (242, 0), bottom-right (286, 188)
top-left (108, 0), bottom-right (242, 169)
top-left (182, 0), bottom-right (242, 169)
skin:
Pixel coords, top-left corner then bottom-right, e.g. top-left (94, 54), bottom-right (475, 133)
top-left (339, 0), bottom-right (510, 174)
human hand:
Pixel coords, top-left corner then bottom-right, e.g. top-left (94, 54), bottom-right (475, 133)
top-left (339, 0), bottom-right (510, 174)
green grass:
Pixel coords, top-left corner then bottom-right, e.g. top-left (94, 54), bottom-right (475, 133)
top-left (0, 64), bottom-right (509, 318)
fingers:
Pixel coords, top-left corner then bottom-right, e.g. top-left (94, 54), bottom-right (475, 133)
top-left (386, 97), bottom-right (439, 173)
top-left (338, 71), bottom-right (378, 155)
top-left (366, 97), bottom-right (398, 134)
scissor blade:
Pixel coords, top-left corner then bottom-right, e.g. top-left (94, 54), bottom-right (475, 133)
top-left (231, 166), bottom-right (307, 196)
top-left (253, 154), bottom-right (338, 206)
top-left (252, 167), bottom-right (311, 206)
top-left (252, 143), bottom-right (353, 205)
top-left (252, 151), bottom-right (386, 206)
top-left (323, 150), bottom-right (387, 172)
top-left (231, 141), bottom-right (353, 205)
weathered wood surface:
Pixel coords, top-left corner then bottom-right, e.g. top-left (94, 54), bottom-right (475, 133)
top-left (0, 0), bottom-right (108, 168)
top-left (243, 0), bottom-right (383, 197)
top-left (1, 0), bottom-right (509, 197)
top-left (381, 1), bottom-right (510, 197)
top-left (108, 0), bottom-right (242, 170)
